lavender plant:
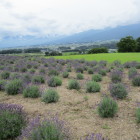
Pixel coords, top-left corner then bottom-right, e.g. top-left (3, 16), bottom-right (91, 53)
top-left (77, 73), bottom-right (84, 80)
top-left (82, 133), bottom-right (108, 140)
top-left (136, 108), bottom-right (140, 123)
top-left (29, 68), bottom-right (36, 74)
top-left (92, 74), bottom-right (102, 82)
top-left (128, 67), bottom-right (137, 79)
top-left (98, 69), bottom-right (107, 76)
top-left (68, 79), bottom-right (80, 90)
top-left (98, 97), bottom-right (118, 118)
top-left (48, 69), bottom-right (59, 76)
top-left (113, 60), bottom-right (121, 67)
top-left (0, 80), bottom-right (6, 91)
top-left (0, 103), bottom-right (26, 139)
top-left (6, 79), bottom-right (23, 95)
top-left (86, 81), bottom-right (100, 93)
top-left (47, 76), bottom-right (62, 87)
top-left (0, 71), bottom-right (10, 79)
top-left (132, 75), bottom-right (140, 86)
top-left (88, 68), bottom-right (94, 74)
top-left (109, 83), bottom-right (128, 99)
top-left (20, 115), bottom-right (70, 140)
top-left (32, 75), bottom-right (45, 84)
top-left (75, 67), bottom-right (84, 73)
top-left (42, 89), bottom-right (59, 103)
top-left (23, 85), bottom-right (40, 98)
top-left (110, 69), bottom-right (123, 83)
top-left (62, 71), bottom-right (69, 78)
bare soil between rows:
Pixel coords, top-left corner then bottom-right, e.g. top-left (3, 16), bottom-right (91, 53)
top-left (0, 70), bottom-right (140, 140)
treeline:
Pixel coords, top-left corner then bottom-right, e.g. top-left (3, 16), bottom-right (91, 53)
top-left (87, 47), bottom-right (108, 54)
top-left (0, 48), bottom-right (41, 54)
top-left (45, 51), bottom-right (62, 56)
top-left (0, 49), bottom-right (22, 54)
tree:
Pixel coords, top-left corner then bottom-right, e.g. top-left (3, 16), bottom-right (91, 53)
top-left (136, 37), bottom-right (140, 52)
top-left (117, 36), bottom-right (137, 52)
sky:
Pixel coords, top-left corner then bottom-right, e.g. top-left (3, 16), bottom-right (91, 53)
top-left (0, 0), bottom-right (140, 38)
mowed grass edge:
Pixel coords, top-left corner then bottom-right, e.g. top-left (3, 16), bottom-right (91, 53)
top-left (46, 53), bottom-right (140, 63)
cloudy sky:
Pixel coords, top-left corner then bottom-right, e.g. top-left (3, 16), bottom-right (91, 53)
top-left (0, 0), bottom-right (140, 38)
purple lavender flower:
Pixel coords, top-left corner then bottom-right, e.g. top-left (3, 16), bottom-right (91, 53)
top-left (110, 69), bottom-right (123, 83)
top-left (20, 115), bottom-right (71, 140)
top-left (81, 133), bottom-right (108, 140)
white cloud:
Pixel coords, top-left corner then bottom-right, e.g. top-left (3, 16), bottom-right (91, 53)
top-left (0, 0), bottom-right (140, 37)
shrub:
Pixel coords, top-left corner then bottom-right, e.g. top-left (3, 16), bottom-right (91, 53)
top-left (68, 79), bottom-right (80, 90)
top-left (66, 67), bottom-right (71, 72)
top-left (6, 79), bottom-right (23, 95)
top-left (98, 97), bottom-right (118, 118)
top-left (62, 71), bottom-right (69, 78)
top-left (20, 68), bottom-right (28, 72)
top-left (39, 68), bottom-right (46, 74)
top-left (32, 75), bottom-right (45, 84)
top-left (0, 66), bottom-right (4, 70)
top-left (0, 103), bottom-right (26, 140)
top-left (20, 116), bottom-right (70, 140)
top-left (124, 62), bottom-right (131, 68)
top-left (47, 76), bottom-right (62, 87)
top-left (27, 64), bottom-right (32, 69)
top-left (29, 68), bottom-right (36, 74)
top-left (136, 108), bottom-right (140, 123)
top-left (132, 75), bottom-right (140, 86)
top-left (1, 71), bottom-right (10, 79)
top-left (98, 69), bottom-right (106, 76)
top-left (22, 74), bottom-right (32, 84)
top-left (109, 83), bottom-right (128, 99)
top-left (44, 63), bottom-right (48, 67)
top-left (33, 65), bottom-right (38, 69)
top-left (23, 85), bottom-right (40, 98)
top-left (128, 67), bottom-right (137, 79)
top-left (99, 61), bottom-right (107, 67)
top-left (136, 63), bottom-right (140, 69)
top-left (20, 67), bottom-right (27, 73)
top-left (113, 60), bottom-right (121, 67)
top-left (10, 73), bottom-right (21, 80)
top-left (86, 81), bottom-right (100, 93)
top-left (48, 69), bottom-right (59, 76)
top-left (92, 74), bottom-right (102, 82)
top-left (0, 80), bottom-right (6, 91)
top-left (116, 66), bottom-right (124, 72)
top-left (75, 67), bottom-right (84, 73)
top-left (111, 70), bottom-right (122, 83)
top-left (77, 73), bottom-right (84, 80)
top-left (88, 68), bottom-right (94, 74)
top-left (42, 89), bottom-right (59, 103)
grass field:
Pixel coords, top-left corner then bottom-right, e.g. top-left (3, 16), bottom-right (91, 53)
top-left (47, 53), bottom-right (140, 63)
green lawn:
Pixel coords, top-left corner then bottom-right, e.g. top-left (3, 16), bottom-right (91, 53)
top-left (46, 53), bottom-right (140, 63)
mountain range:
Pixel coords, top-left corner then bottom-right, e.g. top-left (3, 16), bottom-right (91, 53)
top-left (0, 23), bottom-right (140, 48)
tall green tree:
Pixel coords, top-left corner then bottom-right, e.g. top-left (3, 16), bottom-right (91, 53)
top-left (136, 37), bottom-right (140, 52)
top-left (117, 36), bottom-right (137, 52)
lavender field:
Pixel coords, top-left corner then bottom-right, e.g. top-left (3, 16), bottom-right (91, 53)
top-left (0, 55), bottom-right (140, 140)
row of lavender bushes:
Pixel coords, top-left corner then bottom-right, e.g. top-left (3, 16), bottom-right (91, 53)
top-left (0, 56), bottom-right (140, 139)
top-left (0, 103), bottom-right (109, 140)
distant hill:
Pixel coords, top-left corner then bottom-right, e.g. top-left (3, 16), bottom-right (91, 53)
top-left (0, 23), bottom-right (140, 48)
top-left (49, 23), bottom-right (140, 44)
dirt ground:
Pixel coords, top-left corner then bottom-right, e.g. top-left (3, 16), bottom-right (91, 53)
top-left (0, 69), bottom-right (140, 140)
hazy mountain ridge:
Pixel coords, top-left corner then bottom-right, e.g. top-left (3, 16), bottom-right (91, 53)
top-left (0, 23), bottom-right (140, 48)
top-left (49, 23), bottom-right (140, 44)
